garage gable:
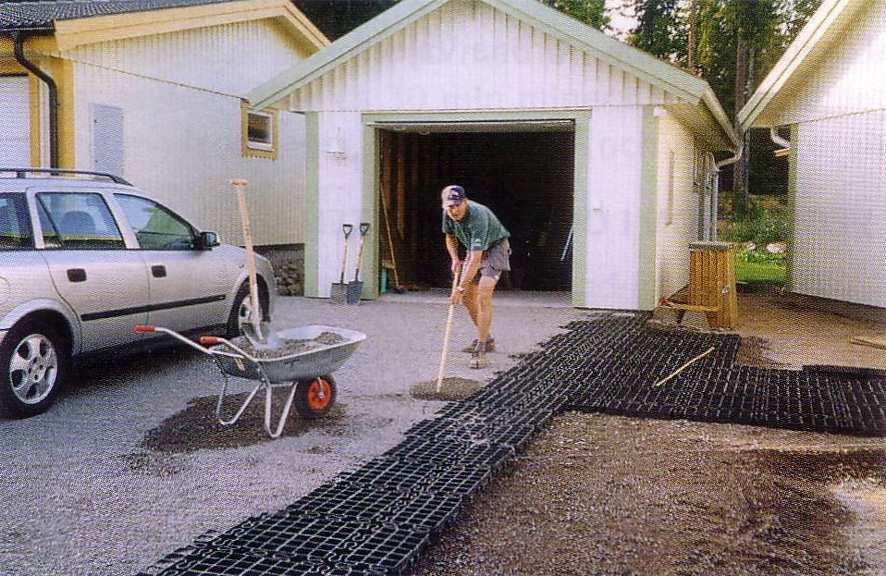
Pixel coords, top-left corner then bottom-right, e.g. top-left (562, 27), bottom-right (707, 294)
top-left (248, 0), bottom-right (708, 113)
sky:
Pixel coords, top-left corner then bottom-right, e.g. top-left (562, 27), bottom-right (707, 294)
top-left (605, 0), bottom-right (638, 39)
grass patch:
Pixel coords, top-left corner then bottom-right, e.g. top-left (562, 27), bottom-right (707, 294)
top-left (735, 259), bottom-right (785, 285)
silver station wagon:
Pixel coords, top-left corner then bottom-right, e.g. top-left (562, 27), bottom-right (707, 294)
top-left (0, 168), bottom-right (276, 418)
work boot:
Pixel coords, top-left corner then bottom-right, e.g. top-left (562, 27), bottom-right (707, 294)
top-left (470, 341), bottom-right (489, 369)
top-left (462, 337), bottom-right (495, 353)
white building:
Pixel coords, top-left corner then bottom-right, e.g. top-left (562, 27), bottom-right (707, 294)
top-left (248, 0), bottom-right (738, 308)
top-left (739, 0), bottom-right (885, 308)
top-left (1, 0), bottom-right (328, 246)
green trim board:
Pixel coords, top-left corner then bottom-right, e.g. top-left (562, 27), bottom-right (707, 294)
top-left (785, 123), bottom-right (798, 292)
top-left (361, 123), bottom-right (380, 300)
top-left (571, 112), bottom-right (589, 307)
top-left (738, 0), bottom-right (861, 130)
top-left (304, 112), bottom-right (320, 297)
top-left (638, 106), bottom-right (659, 310)
top-left (246, 0), bottom-right (737, 148)
top-left (248, 0), bottom-right (449, 110)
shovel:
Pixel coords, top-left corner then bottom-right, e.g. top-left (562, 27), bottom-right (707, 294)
top-left (330, 224), bottom-right (353, 304)
top-left (231, 179), bottom-right (282, 351)
top-left (347, 223), bottom-right (370, 304)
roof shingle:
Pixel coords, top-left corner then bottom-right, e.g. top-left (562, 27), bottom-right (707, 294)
top-left (0, 0), bottom-right (240, 32)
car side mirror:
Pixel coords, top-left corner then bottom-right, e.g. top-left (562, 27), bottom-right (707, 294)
top-left (197, 231), bottom-right (220, 250)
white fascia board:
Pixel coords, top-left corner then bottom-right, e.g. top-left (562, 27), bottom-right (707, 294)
top-left (738, 0), bottom-right (854, 130)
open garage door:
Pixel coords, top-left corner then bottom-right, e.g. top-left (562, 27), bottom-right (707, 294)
top-left (375, 121), bottom-right (575, 294)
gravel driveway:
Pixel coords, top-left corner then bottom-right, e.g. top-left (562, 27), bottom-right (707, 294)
top-left (0, 292), bottom-right (581, 576)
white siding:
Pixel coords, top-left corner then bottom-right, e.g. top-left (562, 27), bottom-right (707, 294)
top-left (793, 111), bottom-right (886, 307)
top-left (583, 106), bottom-right (644, 309)
top-left (655, 111), bottom-right (698, 302)
top-left (315, 112), bottom-right (364, 297)
top-left (65, 19), bottom-right (311, 97)
top-left (73, 63), bottom-right (305, 246)
top-left (287, 0), bottom-right (681, 113)
top-left (0, 76), bottom-right (30, 166)
top-left (764, 1), bottom-right (886, 126)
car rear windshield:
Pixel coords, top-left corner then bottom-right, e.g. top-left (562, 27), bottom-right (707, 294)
top-left (0, 194), bottom-right (33, 249)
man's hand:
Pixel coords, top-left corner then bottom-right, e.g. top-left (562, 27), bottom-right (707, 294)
top-left (451, 259), bottom-right (463, 275)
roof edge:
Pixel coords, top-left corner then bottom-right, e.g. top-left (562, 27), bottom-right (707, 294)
top-left (702, 87), bottom-right (740, 151)
top-left (738, 0), bottom-right (855, 130)
top-left (52, 0), bottom-right (328, 52)
top-left (249, 0), bottom-right (712, 110)
top-left (248, 0), bottom-right (444, 109)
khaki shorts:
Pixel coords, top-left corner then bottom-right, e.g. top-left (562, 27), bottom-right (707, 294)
top-left (479, 238), bottom-right (511, 280)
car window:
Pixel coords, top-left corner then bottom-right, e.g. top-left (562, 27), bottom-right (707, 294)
top-left (37, 192), bottom-right (125, 249)
top-left (115, 194), bottom-right (196, 250)
top-left (0, 194), bottom-right (33, 249)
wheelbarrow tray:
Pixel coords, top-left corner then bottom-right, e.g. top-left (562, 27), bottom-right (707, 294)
top-left (214, 325), bottom-right (366, 383)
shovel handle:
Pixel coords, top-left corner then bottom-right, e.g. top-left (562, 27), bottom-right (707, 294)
top-left (353, 223), bottom-right (371, 281)
top-left (231, 179), bottom-right (262, 334)
top-left (339, 224), bottom-right (352, 284)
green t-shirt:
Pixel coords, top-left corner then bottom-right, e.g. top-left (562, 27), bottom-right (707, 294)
top-left (442, 201), bottom-right (510, 252)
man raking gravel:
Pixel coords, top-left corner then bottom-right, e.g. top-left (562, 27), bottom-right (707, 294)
top-left (440, 185), bottom-right (511, 369)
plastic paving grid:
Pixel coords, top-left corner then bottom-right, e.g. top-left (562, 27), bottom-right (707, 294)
top-left (140, 313), bottom-right (885, 576)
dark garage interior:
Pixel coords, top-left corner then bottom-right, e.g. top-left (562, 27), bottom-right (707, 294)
top-left (377, 126), bottom-right (575, 293)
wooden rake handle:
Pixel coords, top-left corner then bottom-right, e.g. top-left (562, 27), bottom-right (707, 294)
top-left (436, 267), bottom-right (462, 393)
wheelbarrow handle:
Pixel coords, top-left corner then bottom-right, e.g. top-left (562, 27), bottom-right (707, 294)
top-left (134, 324), bottom-right (155, 333)
top-left (199, 336), bottom-right (221, 346)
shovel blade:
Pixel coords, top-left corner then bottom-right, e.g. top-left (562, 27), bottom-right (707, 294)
top-left (330, 282), bottom-right (348, 305)
top-left (346, 280), bottom-right (363, 304)
top-left (242, 321), bottom-right (285, 351)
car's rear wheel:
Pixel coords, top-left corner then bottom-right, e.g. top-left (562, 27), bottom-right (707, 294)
top-left (0, 319), bottom-right (69, 418)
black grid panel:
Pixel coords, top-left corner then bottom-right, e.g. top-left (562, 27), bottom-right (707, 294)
top-left (141, 314), bottom-right (885, 576)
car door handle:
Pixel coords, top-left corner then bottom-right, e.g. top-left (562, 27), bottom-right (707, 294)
top-left (151, 265), bottom-right (167, 278)
top-left (67, 268), bottom-right (87, 283)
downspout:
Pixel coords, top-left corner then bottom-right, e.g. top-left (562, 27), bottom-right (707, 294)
top-left (705, 148), bottom-right (742, 241)
top-left (12, 31), bottom-right (59, 169)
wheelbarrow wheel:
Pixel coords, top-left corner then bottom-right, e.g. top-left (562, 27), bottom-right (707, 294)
top-left (294, 375), bottom-right (336, 419)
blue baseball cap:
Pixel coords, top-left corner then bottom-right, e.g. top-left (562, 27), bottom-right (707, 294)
top-left (442, 185), bottom-right (466, 207)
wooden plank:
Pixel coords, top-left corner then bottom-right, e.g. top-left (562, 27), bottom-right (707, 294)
top-left (850, 335), bottom-right (886, 350)
top-left (662, 301), bottom-right (719, 313)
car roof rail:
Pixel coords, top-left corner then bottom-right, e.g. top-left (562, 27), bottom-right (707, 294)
top-left (0, 167), bottom-right (132, 186)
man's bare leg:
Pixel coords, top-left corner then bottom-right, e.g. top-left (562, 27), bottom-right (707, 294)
top-left (462, 281), bottom-right (480, 327)
top-left (476, 276), bottom-right (497, 343)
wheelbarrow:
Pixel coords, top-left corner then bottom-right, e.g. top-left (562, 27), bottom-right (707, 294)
top-left (134, 324), bottom-right (367, 439)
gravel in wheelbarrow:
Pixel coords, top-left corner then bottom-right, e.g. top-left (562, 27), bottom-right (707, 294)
top-left (230, 331), bottom-right (347, 359)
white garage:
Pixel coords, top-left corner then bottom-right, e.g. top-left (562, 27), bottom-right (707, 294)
top-left (249, 0), bottom-right (738, 309)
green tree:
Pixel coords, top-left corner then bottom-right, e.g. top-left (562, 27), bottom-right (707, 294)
top-left (542, 0), bottom-right (610, 30)
top-left (693, 0), bottom-right (820, 217)
top-left (626, 0), bottom-right (683, 60)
